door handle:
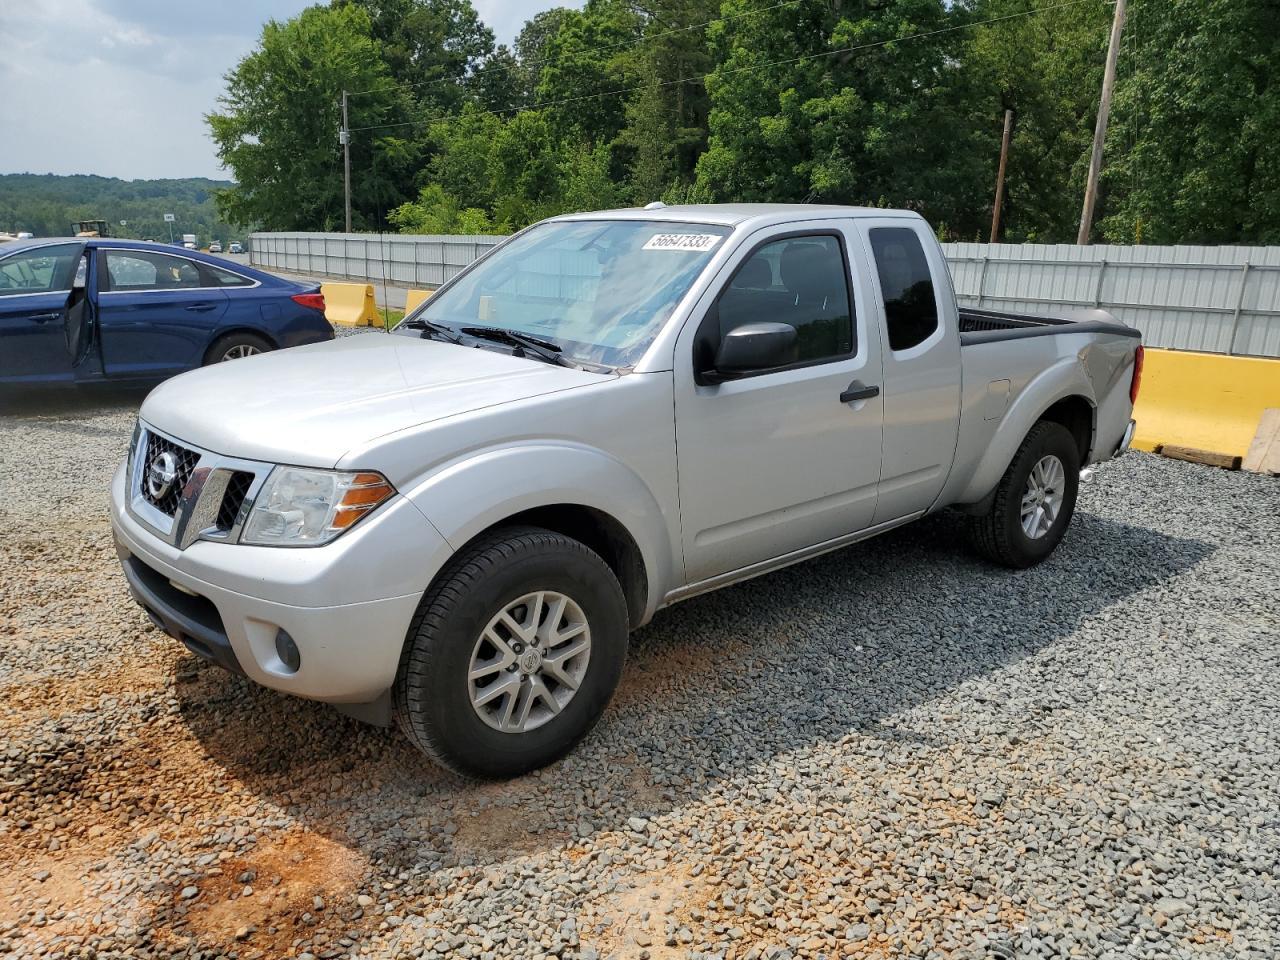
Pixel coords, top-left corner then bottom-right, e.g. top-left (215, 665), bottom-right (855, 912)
top-left (27, 312), bottom-right (61, 324)
top-left (840, 381), bottom-right (880, 403)
top-left (185, 303), bottom-right (217, 312)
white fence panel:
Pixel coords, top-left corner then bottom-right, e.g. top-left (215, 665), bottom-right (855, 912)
top-left (250, 232), bottom-right (1280, 357)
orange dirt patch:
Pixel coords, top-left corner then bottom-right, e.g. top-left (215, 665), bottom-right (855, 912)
top-left (581, 864), bottom-right (712, 960)
top-left (451, 803), bottom-right (569, 859)
top-left (185, 830), bottom-right (369, 949)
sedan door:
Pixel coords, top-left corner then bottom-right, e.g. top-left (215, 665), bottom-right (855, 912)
top-left (0, 242), bottom-right (83, 383)
top-left (673, 224), bottom-right (885, 585)
top-left (95, 248), bottom-right (229, 378)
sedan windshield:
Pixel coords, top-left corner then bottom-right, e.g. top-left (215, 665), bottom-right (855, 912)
top-left (398, 219), bottom-right (731, 368)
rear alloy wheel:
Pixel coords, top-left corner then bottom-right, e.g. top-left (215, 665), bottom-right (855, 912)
top-left (967, 420), bottom-right (1080, 568)
top-left (220, 343), bottom-right (261, 361)
top-left (204, 332), bottom-right (272, 366)
top-left (394, 526), bottom-right (628, 778)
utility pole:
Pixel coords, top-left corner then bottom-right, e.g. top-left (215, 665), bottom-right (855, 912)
top-left (341, 90), bottom-right (352, 233)
top-left (990, 108), bottom-right (1013, 243)
top-left (1077, 0), bottom-right (1127, 244)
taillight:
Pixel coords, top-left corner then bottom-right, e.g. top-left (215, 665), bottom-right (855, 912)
top-left (291, 292), bottom-right (325, 312)
top-left (1129, 344), bottom-right (1144, 404)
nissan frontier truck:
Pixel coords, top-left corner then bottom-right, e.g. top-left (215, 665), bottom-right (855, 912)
top-left (111, 204), bottom-right (1143, 777)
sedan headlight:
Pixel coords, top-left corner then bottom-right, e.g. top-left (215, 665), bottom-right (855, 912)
top-left (240, 467), bottom-right (395, 547)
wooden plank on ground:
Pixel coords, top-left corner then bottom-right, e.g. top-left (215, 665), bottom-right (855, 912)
top-left (1154, 444), bottom-right (1242, 471)
top-left (1243, 408), bottom-right (1280, 474)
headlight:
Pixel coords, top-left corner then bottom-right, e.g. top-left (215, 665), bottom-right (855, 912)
top-left (240, 467), bottom-right (395, 547)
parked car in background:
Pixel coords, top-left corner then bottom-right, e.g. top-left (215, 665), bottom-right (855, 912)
top-left (16, 231), bottom-right (33, 240)
top-left (0, 238), bottom-right (331, 386)
top-left (209, 241), bottom-right (223, 253)
top-left (228, 241), bottom-right (244, 255)
top-left (111, 204), bottom-right (1142, 779)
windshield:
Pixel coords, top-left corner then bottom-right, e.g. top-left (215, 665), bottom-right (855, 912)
top-left (398, 219), bottom-right (731, 368)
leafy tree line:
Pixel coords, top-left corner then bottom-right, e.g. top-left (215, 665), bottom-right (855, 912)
top-left (0, 174), bottom-right (241, 244)
top-left (208, 0), bottom-right (1280, 244)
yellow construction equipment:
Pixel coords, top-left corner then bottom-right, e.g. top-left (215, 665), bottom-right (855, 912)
top-left (403, 288), bottom-right (434, 316)
top-left (1132, 349), bottom-right (1280, 464)
top-left (320, 282), bottom-right (382, 328)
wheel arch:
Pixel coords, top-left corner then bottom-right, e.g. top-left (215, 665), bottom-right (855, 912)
top-left (446, 504), bottom-right (649, 630)
top-left (1037, 394), bottom-right (1094, 465)
top-left (954, 357), bottom-right (1097, 507)
top-left (400, 443), bottom-right (678, 628)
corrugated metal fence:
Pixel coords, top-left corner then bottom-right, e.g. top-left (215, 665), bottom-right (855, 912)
top-left (250, 232), bottom-right (1280, 358)
top-left (942, 243), bottom-right (1280, 358)
top-left (249, 231), bottom-right (505, 288)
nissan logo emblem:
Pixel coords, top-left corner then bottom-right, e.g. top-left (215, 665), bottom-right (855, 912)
top-left (147, 451), bottom-right (179, 499)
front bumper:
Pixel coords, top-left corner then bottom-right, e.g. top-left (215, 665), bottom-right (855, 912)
top-left (111, 461), bottom-right (451, 705)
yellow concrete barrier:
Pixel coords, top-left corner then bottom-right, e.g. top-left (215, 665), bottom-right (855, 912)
top-left (1132, 349), bottom-right (1280, 461)
top-left (321, 282), bottom-right (382, 328)
top-left (403, 288), bottom-right (434, 316)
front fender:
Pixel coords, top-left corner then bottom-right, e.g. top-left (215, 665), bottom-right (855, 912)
top-left (955, 355), bottom-right (1096, 505)
top-left (401, 442), bottom-right (677, 624)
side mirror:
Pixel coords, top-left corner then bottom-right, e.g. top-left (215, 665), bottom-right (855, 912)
top-left (708, 322), bottom-right (797, 381)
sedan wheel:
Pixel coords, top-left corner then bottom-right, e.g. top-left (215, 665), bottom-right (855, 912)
top-left (221, 343), bottom-right (261, 361)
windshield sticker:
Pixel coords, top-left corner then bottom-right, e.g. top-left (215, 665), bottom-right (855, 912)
top-left (641, 233), bottom-right (723, 252)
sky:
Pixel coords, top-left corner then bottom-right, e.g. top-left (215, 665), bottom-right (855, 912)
top-left (0, 0), bottom-right (577, 182)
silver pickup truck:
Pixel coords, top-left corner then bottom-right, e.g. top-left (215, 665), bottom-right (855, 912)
top-left (111, 204), bottom-right (1142, 777)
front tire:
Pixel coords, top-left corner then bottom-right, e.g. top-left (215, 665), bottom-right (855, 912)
top-left (967, 421), bottom-right (1080, 569)
top-left (393, 526), bottom-right (628, 778)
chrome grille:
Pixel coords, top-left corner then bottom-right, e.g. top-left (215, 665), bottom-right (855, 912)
top-left (216, 471), bottom-right (255, 531)
top-left (140, 433), bottom-right (200, 516)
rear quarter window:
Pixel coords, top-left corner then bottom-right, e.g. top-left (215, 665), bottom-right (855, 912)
top-left (869, 227), bottom-right (940, 351)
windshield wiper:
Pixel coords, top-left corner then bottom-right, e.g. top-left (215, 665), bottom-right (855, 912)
top-left (458, 326), bottom-right (573, 367)
top-left (401, 317), bottom-right (463, 344)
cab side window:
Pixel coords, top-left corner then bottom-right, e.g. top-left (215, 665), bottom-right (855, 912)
top-left (700, 234), bottom-right (854, 372)
top-left (869, 227), bottom-right (939, 351)
top-left (103, 251), bottom-right (202, 291)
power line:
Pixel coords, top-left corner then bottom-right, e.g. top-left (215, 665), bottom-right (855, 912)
top-left (348, 0), bottom-right (1113, 136)
top-left (345, 0), bottom-right (808, 101)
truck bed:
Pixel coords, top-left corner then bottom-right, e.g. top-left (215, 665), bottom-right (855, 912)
top-left (959, 307), bottom-right (1141, 345)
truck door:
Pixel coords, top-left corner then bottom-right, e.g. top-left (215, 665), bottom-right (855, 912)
top-left (856, 219), bottom-right (962, 524)
top-left (95, 248), bottom-right (229, 378)
top-left (0, 242), bottom-right (83, 383)
top-left (673, 224), bottom-right (885, 584)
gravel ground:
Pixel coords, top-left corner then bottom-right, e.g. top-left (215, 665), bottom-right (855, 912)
top-left (0, 389), bottom-right (1277, 960)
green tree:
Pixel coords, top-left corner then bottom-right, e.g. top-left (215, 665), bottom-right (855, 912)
top-left (337, 0), bottom-right (493, 114)
top-left (613, 0), bottom-right (718, 203)
top-left (695, 0), bottom-right (988, 234)
top-left (208, 5), bottom-right (408, 230)
top-left (1100, 0), bottom-right (1280, 244)
top-left (536, 0), bottom-right (643, 144)
top-left (388, 182), bottom-right (494, 232)
top-left (963, 0), bottom-right (1111, 241)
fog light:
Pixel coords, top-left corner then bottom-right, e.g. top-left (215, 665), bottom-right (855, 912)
top-left (275, 629), bottom-right (301, 672)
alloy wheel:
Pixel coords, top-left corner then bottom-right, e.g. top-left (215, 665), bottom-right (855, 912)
top-left (467, 591), bottom-right (591, 733)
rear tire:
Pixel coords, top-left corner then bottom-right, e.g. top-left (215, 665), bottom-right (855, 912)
top-left (393, 526), bottom-right (628, 779)
top-left (967, 421), bottom-right (1080, 569)
top-left (204, 332), bottom-right (272, 365)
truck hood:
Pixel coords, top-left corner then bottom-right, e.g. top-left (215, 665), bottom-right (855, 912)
top-left (140, 333), bottom-right (613, 467)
